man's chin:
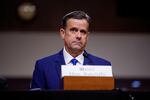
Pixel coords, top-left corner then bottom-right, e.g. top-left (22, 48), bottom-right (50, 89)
top-left (72, 47), bottom-right (83, 52)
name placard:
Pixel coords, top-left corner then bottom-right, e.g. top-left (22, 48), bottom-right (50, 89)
top-left (61, 65), bottom-right (113, 78)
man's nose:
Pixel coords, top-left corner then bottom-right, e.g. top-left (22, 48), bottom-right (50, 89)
top-left (76, 32), bottom-right (82, 40)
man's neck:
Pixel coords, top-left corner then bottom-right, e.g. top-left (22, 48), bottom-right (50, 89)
top-left (65, 47), bottom-right (83, 58)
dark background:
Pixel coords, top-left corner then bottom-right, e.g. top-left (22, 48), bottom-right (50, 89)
top-left (0, 0), bottom-right (150, 32)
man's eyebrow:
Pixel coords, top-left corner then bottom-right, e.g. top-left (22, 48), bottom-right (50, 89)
top-left (70, 27), bottom-right (78, 30)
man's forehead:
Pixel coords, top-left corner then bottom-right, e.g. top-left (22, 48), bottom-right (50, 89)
top-left (66, 19), bottom-right (89, 28)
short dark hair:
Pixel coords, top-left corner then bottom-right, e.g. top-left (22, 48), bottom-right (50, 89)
top-left (61, 11), bottom-right (91, 29)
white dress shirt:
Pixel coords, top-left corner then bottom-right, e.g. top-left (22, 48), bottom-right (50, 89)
top-left (63, 47), bottom-right (84, 66)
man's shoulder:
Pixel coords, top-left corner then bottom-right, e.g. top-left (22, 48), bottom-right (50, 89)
top-left (88, 53), bottom-right (111, 65)
top-left (36, 50), bottom-right (62, 63)
top-left (38, 54), bottom-right (57, 62)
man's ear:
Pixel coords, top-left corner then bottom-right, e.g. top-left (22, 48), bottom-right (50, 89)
top-left (59, 28), bottom-right (65, 39)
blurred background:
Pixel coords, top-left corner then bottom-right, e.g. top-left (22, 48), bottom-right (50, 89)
top-left (0, 0), bottom-right (150, 91)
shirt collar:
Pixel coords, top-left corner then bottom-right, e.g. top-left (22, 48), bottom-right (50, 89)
top-left (63, 47), bottom-right (84, 65)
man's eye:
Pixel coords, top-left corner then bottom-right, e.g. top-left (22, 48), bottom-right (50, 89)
top-left (70, 28), bottom-right (78, 32)
top-left (80, 30), bottom-right (87, 35)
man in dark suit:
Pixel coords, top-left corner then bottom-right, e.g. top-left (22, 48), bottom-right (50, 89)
top-left (30, 11), bottom-right (111, 90)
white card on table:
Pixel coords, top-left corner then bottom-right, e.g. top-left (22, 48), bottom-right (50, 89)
top-left (61, 65), bottom-right (113, 78)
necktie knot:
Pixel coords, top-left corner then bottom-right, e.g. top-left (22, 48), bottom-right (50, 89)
top-left (71, 58), bottom-right (78, 65)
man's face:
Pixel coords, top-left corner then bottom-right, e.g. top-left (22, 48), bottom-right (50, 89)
top-left (60, 18), bottom-right (89, 53)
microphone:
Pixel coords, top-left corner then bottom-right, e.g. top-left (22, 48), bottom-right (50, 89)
top-left (83, 51), bottom-right (94, 65)
top-left (83, 52), bottom-right (88, 58)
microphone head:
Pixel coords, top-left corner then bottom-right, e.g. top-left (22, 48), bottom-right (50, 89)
top-left (83, 52), bottom-right (88, 58)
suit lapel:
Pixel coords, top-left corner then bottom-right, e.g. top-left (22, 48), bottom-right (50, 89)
top-left (83, 57), bottom-right (92, 65)
top-left (54, 49), bottom-right (65, 75)
top-left (57, 49), bottom-right (65, 65)
top-left (54, 49), bottom-right (65, 89)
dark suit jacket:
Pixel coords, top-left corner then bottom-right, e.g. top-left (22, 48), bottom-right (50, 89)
top-left (30, 49), bottom-right (111, 90)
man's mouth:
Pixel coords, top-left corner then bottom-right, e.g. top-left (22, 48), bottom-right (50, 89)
top-left (72, 41), bottom-right (82, 45)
